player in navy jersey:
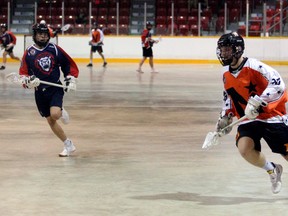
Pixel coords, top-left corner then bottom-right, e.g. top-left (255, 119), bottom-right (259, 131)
top-left (0, 24), bottom-right (21, 70)
top-left (19, 23), bottom-right (79, 157)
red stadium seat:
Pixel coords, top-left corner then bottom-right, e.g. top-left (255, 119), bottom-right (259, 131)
top-left (98, 8), bottom-right (108, 16)
top-left (119, 16), bottom-right (129, 25)
top-left (249, 24), bottom-right (261, 36)
top-left (190, 24), bottom-right (199, 36)
top-left (157, 8), bottom-right (167, 16)
top-left (119, 8), bottom-right (130, 16)
top-left (176, 16), bottom-right (187, 25)
top-left (216, 16), bottom-right (224, 33)
top-left (178, 24), bottom-right (189, 36)
top-left (107, 16), bottom-right (116, 25)
top-left (188, 16), bottom-right (198, 25)
top-left (178, 8), bottom-right (189, 17)
top-left (201, 16), bottom-right (210, 31)
top-left (119, 24), bottom-right (129, 35)
top-left (107, 24), bottom-right (116, 35)
top-left (229, 8), bottom-right (240, 23)
top-left (156, 16), bottom-right (167, 25)
top-left (156, 24), bottom-right (167, 35)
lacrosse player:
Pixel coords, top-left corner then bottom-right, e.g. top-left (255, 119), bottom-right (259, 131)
top-left (0, 24), bottom-right (21, 70)
top-left (216, 32), bottom-right (288, 194)
top-left (19, 22), bottom-right (79, 157)
top-left (87, 22), bottom-right (107, 68)
top-left (136, 22), bottom-right (159, 73)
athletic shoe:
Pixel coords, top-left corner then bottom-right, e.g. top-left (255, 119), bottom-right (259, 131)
top-left (103, 62), bottom-right (107, 67)
top-left (136, 69), bottom-right (144, 73)
top-left (60, 108), bottom-right (69, 124)
top-left (87, 63), bottom-right (93, 67)
top-left (0, 66), bottom-right (5, 70)
top-left (268, 163), bottom-right (283, 194)
top-left (59, 139), bottom-right (76, 157)
top-left (151, 69), bottom-right (158, 73)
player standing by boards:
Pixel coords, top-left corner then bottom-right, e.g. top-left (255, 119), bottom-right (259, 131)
top-left (19, 23), bottom-right (79, 157)
top-left (136, 22), bottom-right (159, 73)
top-left (0, 24), bottom-right (21, 70)
top-left (87, 22), bottom-right (107, 68)
top-left (215, 32), bottom-right (288, 194)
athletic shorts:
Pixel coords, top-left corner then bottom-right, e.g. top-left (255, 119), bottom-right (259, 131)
top-left (142, 47), bottom-right (153, 57)
top-left (236, 121), bottom-right (288, 155)
top-left (5, 46), bottom-right (14, 54)
top-left (91, 46), bottom-right (103, 53)
top-left (35, 86), bottom-right (64, 117)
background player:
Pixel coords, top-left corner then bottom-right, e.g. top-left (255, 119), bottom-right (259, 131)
top-left (216, 32), bottom-right (288, 194)
top-left (0, 23), bottom-right (21, 70)
top-left (87, 22), bottom-right (107, 67)
top-left (19, 23), bottom-right (79, 157)
top-left (137, 22), bottom-right (159, 73)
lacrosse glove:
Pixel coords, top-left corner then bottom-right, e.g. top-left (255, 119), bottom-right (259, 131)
top-left (216, 113), bottom-right (233, 136)
top-left (64, 75), bottom-right (76, 92)
top-left (245, 95), bottom-right (267, 120)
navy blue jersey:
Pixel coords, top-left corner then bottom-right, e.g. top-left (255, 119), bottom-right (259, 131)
top-left (19, 43), bottom-right (79, 89)
top-left (0, 31), bottom-right (16, 47)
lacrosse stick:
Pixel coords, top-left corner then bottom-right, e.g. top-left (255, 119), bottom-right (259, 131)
top-left (202, 115), bottom-right (247, 150)
top-left (61, 24), bottom-right (71, 32)
top-left (5, 72), bottom-right (76, 91)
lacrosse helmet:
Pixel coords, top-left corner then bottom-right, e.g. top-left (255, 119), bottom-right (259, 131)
top-left (32, 23), bottom-right (50, 47)
top-left (0, 23), bottom-right (7, 32)
top-left (216, 32), bottom-right (245, 66)
top-left (40, 20), bottom-right (46, 25)
top-left (146, 21), bottom-right (153, 30)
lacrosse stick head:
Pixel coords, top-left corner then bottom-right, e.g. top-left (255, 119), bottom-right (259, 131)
top-left (61, 24), bottom-right (71, 32)
top-left (202, 131), bottom-right (221, 149)
top-left (6, 72), bottom-right (20, 83)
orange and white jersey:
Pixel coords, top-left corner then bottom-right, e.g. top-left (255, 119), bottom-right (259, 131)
top-left (91, 28), bottom-right (104, 45)
top-left (221, 57), bottom-right (287, 123)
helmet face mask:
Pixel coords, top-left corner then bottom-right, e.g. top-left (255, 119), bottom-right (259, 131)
top-left (217, 32), bottom-right (245, 66)
top-left (32, 23), bottom-right (50, 48)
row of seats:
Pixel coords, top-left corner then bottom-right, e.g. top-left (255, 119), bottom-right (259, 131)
top-left (37, 14), bottom-right (130, 26)
top-left (37, 0), bottom-right (130, 8)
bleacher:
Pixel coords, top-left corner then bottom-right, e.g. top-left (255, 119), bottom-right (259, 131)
top-left (1, 0), bottom-right (288, 36)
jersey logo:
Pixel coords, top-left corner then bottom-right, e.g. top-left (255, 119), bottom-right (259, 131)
top-left (38, 56), bottom-right (51, 72)
top-left (35, 52), bottom-right (55, 75)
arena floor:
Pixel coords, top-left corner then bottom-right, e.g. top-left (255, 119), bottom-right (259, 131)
top-left (0, 62), bottom-right (288, 216)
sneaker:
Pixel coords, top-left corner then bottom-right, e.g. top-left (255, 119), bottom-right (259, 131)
top-left (151, 69), bottom-right (158, 73)
top-left (59, 139), bottom-right (76, 157)
top-left (268, 163), bottom-right (283, 194)
top-left (87, 63), bottom-right (93, 67)
top-left (103, 62), bottom-right (107, 67)
top-left (0, 66), bottom-right (5, 70)
top-left (60, 108), bottom-right (69, 124)
top-left (136, 69), bottom-right (144, 73)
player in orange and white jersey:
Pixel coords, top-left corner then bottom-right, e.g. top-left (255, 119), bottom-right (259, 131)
top-left (87, 22), bottom-right (107, 67)
top-left (136, 22), bottom-right (159, 73)
top-left (215, 32), bottom-right (288, 194)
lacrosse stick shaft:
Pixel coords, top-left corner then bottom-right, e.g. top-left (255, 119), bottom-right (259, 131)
top-left (6, 72), bottom-right (76, 90)
top-left (39, 80), bottom-right (75, 90)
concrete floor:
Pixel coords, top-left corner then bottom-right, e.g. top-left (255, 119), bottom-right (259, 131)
top-left (0, 62), bottom-right (288, 216)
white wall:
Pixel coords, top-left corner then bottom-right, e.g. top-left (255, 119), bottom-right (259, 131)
top-left (13, 35), bottom-right (288, 63)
